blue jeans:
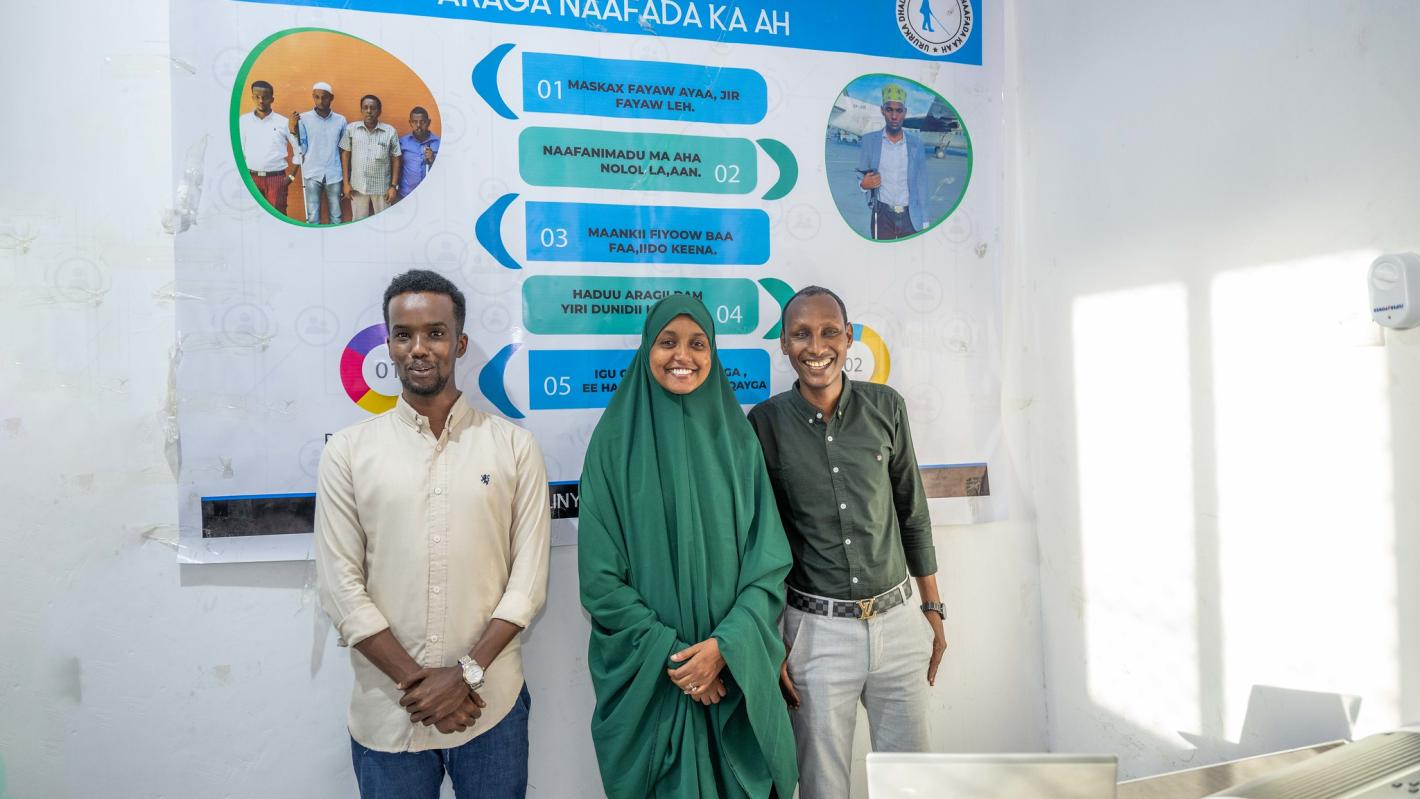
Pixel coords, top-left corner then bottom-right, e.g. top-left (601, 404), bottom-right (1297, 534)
top-left (351, 684), bottom-right (530, 798)
top-left (303, 177), bottom-right (341, 224)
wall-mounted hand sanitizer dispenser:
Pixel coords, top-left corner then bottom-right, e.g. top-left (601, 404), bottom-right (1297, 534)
top-left (1369, 253), bottom-right (1420, 330)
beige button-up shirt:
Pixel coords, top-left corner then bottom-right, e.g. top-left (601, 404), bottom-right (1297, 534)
top-left (315, 395), bottom-right (550, 752)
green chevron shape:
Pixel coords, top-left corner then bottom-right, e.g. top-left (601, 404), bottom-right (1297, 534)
top-left (757, 138), bottom-right (797, 201)
top-left (759, 277), bottom-right (796, 339)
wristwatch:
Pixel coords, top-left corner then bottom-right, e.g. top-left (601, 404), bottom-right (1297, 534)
top-left (920, 601), bottom-right (946, 620)
top-left (457, 655), bottom-right (485, 692)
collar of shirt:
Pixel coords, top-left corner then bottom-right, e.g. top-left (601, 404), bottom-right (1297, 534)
top-left (394, 393), bottom-right (471, 436)
top-left (351, 121), bottom-right (396, 137)
top-left (402, 133), bottom-right (439, 147)
top-left (787, 372), bottom-right (854, 424)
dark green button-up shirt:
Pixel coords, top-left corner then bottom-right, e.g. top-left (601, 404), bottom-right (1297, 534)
top-left (747, 376), bottom-right (935, 600)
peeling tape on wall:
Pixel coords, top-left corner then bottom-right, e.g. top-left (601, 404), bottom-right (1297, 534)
top-left (0, 228), bottom-right (37, 254)
top-left (163, 136), bottom-right (207, 234)
top-left (164, 345), bottom-right (181, 480)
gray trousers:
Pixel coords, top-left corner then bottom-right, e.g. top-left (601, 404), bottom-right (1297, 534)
top-left (783, 598), bottom-right (934, 798)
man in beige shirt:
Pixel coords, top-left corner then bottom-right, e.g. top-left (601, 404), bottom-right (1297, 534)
top-left (315, 269), bottom-right (550, 797)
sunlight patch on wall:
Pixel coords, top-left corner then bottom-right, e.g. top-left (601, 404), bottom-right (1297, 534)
top-left (1211, 250), bottom-right (1400, 740)
top-left (1073, 283), bottom-right (1200, 736)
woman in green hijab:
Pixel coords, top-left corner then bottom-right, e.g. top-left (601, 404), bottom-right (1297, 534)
top-left (578, 295), bottom-right (798, 798)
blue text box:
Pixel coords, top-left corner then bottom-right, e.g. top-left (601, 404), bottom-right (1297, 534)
top-left (522, 52), bottom-right (767, 124)
top-left (526, 201), bottom-right (769, 266)
top-left (529, 348), bottom-right (770, 409)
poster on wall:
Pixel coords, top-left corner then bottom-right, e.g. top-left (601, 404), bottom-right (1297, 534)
top-left (171, 0), bottom-right (1003, 563)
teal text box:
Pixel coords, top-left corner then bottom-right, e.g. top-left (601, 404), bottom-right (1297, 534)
top-left (519, 127), bottom-right (757, 194)
top-left (523, 276), bottom-right (759, 335)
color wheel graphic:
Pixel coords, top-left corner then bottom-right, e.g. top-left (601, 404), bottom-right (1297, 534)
top-left (853, 323), bottom-right (891, 383)
top-left (341, 324), bottom-right (397, 414)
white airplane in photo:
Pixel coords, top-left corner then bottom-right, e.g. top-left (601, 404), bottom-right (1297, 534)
top-left (828, 93), bottom-right (967, 158)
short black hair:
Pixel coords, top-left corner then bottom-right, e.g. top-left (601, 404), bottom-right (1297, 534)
top-left (360, 94), bottom-right (382, 111)
top-left (410, 106), bottom-right (430, 119)
top-left (250, 80), bottom-right (273, 94)
top-left (383, 270), bottom-right (466, 333)
top-left (780, 285), bottom-right (849, 335)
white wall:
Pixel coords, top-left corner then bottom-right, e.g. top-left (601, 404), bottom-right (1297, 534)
top-left (0, 2), bottom-right (1046, 796)
top-left (1013, 0), bottom-right (1420, 779)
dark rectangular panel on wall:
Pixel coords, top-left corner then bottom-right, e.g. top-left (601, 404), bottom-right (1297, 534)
top-left (201, 493), bottom-right (317, 537)
top-left (550, 482), bottom-right (580, 520)
top-left (198, 471), bottom-right (976, 532)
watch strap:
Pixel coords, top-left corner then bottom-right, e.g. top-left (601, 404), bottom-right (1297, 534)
top-left (920, 601), bottom-right (946, 619)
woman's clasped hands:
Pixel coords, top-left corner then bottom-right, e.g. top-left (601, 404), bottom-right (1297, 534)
top-left (667, 638), bottom-right (728, 706)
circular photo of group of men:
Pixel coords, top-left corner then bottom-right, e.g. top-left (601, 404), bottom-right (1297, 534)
top-left (232, 30), bottom-right (441, 226)
top-left (825, 74), bottom-right (972, 242)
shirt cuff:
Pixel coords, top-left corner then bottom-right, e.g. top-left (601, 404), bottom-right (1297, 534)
top-left (334, 603), bottom-right (391, 648)
top-left (491, 591), bottom-right (536, 629)
top-left (905, 545), bottom-right (938, 577)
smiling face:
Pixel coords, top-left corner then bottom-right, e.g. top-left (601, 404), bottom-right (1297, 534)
top-left (386, 291), bottom-right (466, 399)
top-left (781, 293), bottom-right (852, 394)
top-left (648, 314), bottom-right (712, 395)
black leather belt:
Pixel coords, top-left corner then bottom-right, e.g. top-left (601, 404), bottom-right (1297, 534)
top-left (875, 201), bottom-right (910, 215)
top-left (787, 579), bottom-right (912, 620)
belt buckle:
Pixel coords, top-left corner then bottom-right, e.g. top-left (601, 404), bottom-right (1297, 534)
top-left (857, 597), bottom-right (877, 621)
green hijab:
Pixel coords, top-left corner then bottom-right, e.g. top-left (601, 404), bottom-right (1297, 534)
top-left (578, 295), bottom-right (798, 799)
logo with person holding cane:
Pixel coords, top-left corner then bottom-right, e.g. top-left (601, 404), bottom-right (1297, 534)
top-left (896, 0), bottom-right (973, 56)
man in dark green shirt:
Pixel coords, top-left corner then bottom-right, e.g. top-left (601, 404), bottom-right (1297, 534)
top-left (747, 285), bottom-right (948, 799)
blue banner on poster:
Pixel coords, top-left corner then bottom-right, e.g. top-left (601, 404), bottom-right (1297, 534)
top-left (525, 201), bottom-right (770, 265)
top-left (529, 348), bottom-right (771, 409)
top-left (233, 0), bottom-right (983, 65)
top-left (522, 53), bottom-right (767, 124)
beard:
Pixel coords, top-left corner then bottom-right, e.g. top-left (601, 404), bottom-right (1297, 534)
top-left (400, 368), bottom-right (449, 396)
